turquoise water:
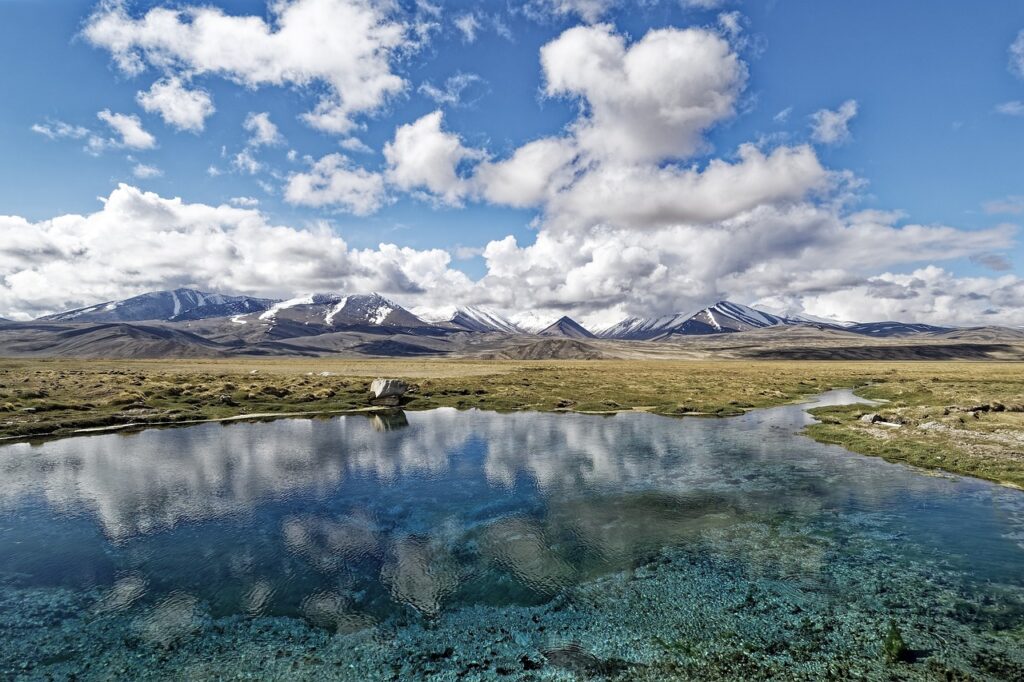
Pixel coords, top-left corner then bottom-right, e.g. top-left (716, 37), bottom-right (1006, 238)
top-left (1, 390), bottom-right (1022, 680)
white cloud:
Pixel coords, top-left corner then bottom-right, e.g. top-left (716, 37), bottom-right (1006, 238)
top-left (244, 112), bottom-right (284, 147)
top-left (471, 205), bottom-right (1017, 329)
top-left (525, 0), bottom-right (616, 23)
top-left (681, 0), bottom-right (726, 8)
top-left (339, 137), bottom-right (374, 154)
top-left (383, 111), bottom-right (484, 205)
top-left (136, 77), bottom-right (215, 132)
top-left (541, 24), bottom-right (746, 162)
top-left (36, 114), bottom-right (156, 156)
top-left (284, 153), bottom-right (386, 215)
top-left (541, 143), bottom-right (828, 230)
top-left (13, 18), bottom-right (1017, 328)
top-left (232, 149), bottom-right (263, 175)
top-left (474, 137), bottom-right (578, 208)
top-left (93, 110), bottom-right (157, 152)
top-left (132, 163), bottom-right (162, 178)
top-left (1011, 29), bottom-right (1024, 78)
top-left (996, 100), bottom-right (1024, 116)
top-left (229, 196), bottom-right (260, 208)
top-left (453, 13), bottom-right (480, 42)
top-left (773, 107), bottom-right (792, 123)
top-left (0, 184), bottom-right (469, 319)
top-left (0, 183), bottom-right (1016, 327)
top-left (717, 10), bottom-right (743, 39)
top-left (31, 121), bottom-right (90, 140)
top-left (810, 99), bottom-right (858, 145)
top-left (798, 266), bottom-right (1024, 328)
top-left (984, 196), bottom-right (1024, 215)
top-left (418, 73), bottom-right (486, 107)
top-left (84, 0), bottom-right (412, 135)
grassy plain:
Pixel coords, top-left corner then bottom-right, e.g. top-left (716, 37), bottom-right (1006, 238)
top-left (1, 358), bottom-right (1023, 487)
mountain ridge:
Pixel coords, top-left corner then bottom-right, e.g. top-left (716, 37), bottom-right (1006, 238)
top-left (26, 289), bottom-right (1005, 342)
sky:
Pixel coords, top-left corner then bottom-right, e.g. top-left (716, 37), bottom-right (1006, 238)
top-left (1, 0), bottom-right (1023, 328)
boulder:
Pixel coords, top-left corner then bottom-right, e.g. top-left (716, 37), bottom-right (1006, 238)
top-left (370, 378), bottom-right (408, 399)
top-left (859, 413), bottom-right (880, 423)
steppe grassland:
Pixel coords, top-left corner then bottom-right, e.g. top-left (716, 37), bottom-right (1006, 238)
top-left (1, 358), bottom-right (1022, 486)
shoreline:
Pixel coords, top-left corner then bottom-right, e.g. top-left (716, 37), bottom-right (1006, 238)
top-left (1, 358), bottom-right (1023, 488)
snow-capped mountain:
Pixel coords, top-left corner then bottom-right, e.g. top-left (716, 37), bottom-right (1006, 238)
top-left (39, 288), bottom-right (276, 323)
top-left (537, 316), bottom-right (595, 339)
top-left (256, 293), bottom-right (429, 329)
top-left (598, 301), bottom-right (789, 340)
top-left (752, 304), bottom-right (855, 328)
top-left (413, 305), bottom-right (522, 333)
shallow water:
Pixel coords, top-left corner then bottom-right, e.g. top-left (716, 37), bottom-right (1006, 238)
top-left (1, 390), bottom-right (1023, 680)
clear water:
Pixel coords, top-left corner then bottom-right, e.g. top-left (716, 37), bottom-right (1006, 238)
top-left (1, 390), bottom-right (1023, 680)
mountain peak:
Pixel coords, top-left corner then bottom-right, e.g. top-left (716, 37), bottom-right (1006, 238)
top-left (414, 304), bottom-right (522, 333)
top-left (538, 316), bottom-right (595, 339)
top-left (39, 288), bottom-right (276, 324)
top-left (257, 292), bottom-right (426, 328)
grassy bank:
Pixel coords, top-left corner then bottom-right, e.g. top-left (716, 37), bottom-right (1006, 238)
top-left (1, 358), bottom-right (1022, 487)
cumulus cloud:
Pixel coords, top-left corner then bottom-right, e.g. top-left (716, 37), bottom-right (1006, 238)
top-left (810, 99), bottom-right (858, 145)
top-left (798, 266), bottom-right (1024, 327)
top-left (471, 205), bottom-right (1017, 329)
top-left (541, 24), bottom-right (746, 161)
top-left (14, 18), bottom-right (1016, 328)
top-left (84, 0), bottom-right (412, 135)
top-left (243, 112), bottom-right (284, 147)
top-left (136, 77), bottom-right (215, 132)
top-left (383, 111), bottom-right (484, 205)
top-left (132, 163), bottom-right (162, 179)
top-left (0, 184), bottom-right (468, 319)
top-left (284, 153), bottom-right (386, 214)
top-left (94, 110), bottom-right (157, 152)
top-left (540, 143), bottom-right (827, 230)
top-left (473, 137), bottom-right (579, 208)
top-left (1, 182), bottom-right (1016, 326)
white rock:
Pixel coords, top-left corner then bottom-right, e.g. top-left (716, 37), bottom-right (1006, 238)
top-left (371, 378), bottom-right (408, 399)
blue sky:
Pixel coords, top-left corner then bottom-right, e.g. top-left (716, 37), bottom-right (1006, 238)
top-left (1, 0), bottom-right (1023, 326)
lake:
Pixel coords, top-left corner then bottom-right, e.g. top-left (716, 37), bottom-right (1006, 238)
top-left (1, 390), bottom-right (1022, 679)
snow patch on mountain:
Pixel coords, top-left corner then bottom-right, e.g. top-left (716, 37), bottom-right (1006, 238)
top-left (259, 294), bottom-right (323, 322)
top-left (40, 288), bottom-right (275, 323)
top-left (415, 305), bottom-right (522, 333)
top-left (324, 297), bottom-right (350, 326)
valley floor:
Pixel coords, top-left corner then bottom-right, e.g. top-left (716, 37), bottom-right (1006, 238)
top-left (1, 358), bottom-right (1023, 488)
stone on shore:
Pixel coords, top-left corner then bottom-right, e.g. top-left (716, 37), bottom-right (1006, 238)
top-left (370, 378), bottom-right (408, 399)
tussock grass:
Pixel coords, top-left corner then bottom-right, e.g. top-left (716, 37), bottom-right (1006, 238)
top-left (1, 358), bottom-right (1022, 486)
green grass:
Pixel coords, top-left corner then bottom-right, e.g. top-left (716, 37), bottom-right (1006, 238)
top-left (2, 358), bottom-right (1023, 487)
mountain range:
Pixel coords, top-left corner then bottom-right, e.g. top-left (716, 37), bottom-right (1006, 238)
top-left (12, 287), bottom-right (963, 339)
top-left (4, 287), bottom-right (1019, 360)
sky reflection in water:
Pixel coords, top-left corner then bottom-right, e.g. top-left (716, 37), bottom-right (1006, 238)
top-left (1, 390), bottom-right (1023, 631)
